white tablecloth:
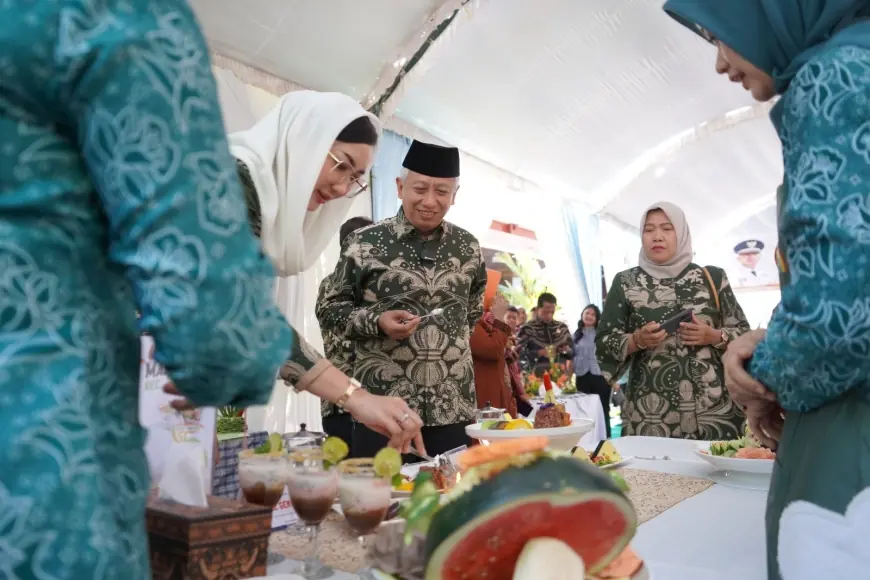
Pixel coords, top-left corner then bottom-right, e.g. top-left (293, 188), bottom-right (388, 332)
top-left (615, 437), bottom-right (767, 580)
top-left (528, 393), bottom-right (607, 446)
top-left (266, 436), bottom-right (768, 579)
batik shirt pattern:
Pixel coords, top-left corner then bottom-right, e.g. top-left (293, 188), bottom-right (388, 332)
top-left (317, 269), bottom-right (353, 419)
top-left (517, 319), bottom-right (575, 374)
top-left (749, 46), bottom-right (870, 412)
top-left (597, 265), bottom-right (750, 440)
top-left (316, 211), bottom-right (488, 426)
top-left (0, 2), bottom-right (294, 578)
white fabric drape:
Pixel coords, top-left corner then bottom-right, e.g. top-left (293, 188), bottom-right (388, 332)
top-left (212, 66), bottom-right (373, 434)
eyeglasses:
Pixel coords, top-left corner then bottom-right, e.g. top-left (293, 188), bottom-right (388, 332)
top-left (327, 150), bottom-right (369, 198)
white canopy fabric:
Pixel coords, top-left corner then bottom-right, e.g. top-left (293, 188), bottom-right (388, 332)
top-left (190, 0), bottom-right (784, 253)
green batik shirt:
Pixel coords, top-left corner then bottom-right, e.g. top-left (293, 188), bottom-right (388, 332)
top-left (596, 265), bottom-right (750, 441)
top-left (238, 160), bottom-right (324, 384)
top-left (316, 210), bottom-right (488, 426)
top-left (317, 265), bottom-right (354, 419)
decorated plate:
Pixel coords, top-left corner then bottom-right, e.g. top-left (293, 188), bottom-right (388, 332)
top-left (694, 443), bottom-right (774, 475)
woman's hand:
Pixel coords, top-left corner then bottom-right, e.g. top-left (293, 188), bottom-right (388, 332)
top-left (344, 390), bottom-right (426, 455)
top-left (723, 329), bottom-right (777, 407)
top-left (679, 313), bottom-right (721, 346)
top-left (490, 294), bottom-right (509, 321)
top-left (636, 322), bottom-right (667, 349)
top-left (744, 398), bottom-right (785, 450)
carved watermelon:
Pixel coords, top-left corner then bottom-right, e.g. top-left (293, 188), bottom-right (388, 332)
top-left (424, 456), bottom-right (636, 580)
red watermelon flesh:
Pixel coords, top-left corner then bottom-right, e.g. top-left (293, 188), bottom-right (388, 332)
top-left (436, 495), bottom-right (629, 580)
top-left (425, 457), bottom-right (636, 579)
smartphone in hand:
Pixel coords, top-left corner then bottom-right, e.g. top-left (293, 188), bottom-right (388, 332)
top-left (659, 309), bottom-right (694, 336)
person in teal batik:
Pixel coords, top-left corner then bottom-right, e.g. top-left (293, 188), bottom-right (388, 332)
top-left (0, 2), bottom-right (299, 578)
top-left (664, 1), bottom-right (870, 578)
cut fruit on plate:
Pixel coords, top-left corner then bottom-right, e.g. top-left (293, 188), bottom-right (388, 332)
top-left (504, 419), bottom-right (534, 431)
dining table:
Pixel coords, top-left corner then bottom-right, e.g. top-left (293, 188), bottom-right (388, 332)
top-left (261, 436), bottom-right (769, 580)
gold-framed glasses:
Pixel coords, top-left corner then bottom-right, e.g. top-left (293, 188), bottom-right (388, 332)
top-left (327, 150), bottom-right (369, 198)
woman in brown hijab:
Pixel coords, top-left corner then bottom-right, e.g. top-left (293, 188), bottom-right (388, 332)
top-left (470, 294), bottom-right (518, 417)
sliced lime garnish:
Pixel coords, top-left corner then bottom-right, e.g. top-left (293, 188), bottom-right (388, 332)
top-left (323, 436), bottom-right (349, 465)
top-left (269, 433), bottom-right (283, 453)
top-left (373, 447), bottom-right (402, 478)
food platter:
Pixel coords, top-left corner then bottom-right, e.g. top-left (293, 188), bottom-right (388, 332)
top-left (694, 442), bottom-right (774, 475)
top-left (466, 419), bottom-right (594, 451)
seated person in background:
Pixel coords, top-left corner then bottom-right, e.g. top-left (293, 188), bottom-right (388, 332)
top-left (318, 216), bottom-right (374, 451)
top-left (470, 295), bottom-right (517, 417)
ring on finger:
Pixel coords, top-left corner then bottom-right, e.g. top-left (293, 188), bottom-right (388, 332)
top-left (398, 412), bottom-right (410, 425)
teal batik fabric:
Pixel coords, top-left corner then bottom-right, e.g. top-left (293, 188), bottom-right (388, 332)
top-left (748, 45), bottom-right (870, 413)
top-left (0, 1), bottom-right (294, 578)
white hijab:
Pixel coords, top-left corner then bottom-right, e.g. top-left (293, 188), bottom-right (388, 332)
top-left (228, 91), bottom-right (381, 277)
top-left (637, 201), bottom-right (693, 279)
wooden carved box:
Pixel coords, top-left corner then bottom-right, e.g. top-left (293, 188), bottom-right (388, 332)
top-left (146, 494), bottom-right (272, 580)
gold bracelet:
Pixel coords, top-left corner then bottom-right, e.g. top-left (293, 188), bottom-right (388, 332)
top-left (335, 378), bottom-right (362, 409)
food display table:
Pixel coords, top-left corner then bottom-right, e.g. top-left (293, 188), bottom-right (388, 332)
top-left (261, 436), bottom-right (768, 579)
top-left (529, 392), bottom-right (607, 445)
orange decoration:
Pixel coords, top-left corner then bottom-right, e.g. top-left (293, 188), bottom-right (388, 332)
top-left (483, 269), bottom-right (502, 310)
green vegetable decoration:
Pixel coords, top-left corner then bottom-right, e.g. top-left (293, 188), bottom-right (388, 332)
top-left (400, 471), bottom-right (441, 546)
top-left (216, 406), bottom-right (245, 434)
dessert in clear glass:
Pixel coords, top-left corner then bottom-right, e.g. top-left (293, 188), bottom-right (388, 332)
top-left (286, 448), bottom-right (338, 579)
top-left (237, 450), bottom-right (287, 509)
top-left (338, 458), bottom-right (393, 579)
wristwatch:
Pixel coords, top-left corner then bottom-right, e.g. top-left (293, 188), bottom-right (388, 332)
top-left (713, 330), bottom-right (729, 349)
top-left (335, 378), bottom-right (363, 409)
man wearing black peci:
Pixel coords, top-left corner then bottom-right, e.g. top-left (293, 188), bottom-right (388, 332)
top-left (316, 140), bottom-right (487, 460)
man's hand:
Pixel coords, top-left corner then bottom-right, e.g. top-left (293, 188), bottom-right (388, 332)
top-left (378, 310), bottom-right (421, 341)
top-left (723, 329), bottom-right (776, 407)
top-left (679, 313), bottom-right (721, 346)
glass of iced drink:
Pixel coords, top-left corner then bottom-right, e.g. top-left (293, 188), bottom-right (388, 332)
top-left (286, 448), bottom-right (338, 579)
top-left (338, 458), bottom-right (393, 579)
top-left (237, 450), bottom-right (286, 509)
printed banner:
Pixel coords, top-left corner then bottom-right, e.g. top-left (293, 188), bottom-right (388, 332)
top-left (139, 335), bottom-right (216, 490)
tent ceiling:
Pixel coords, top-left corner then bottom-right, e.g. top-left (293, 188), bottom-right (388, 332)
top-left (190, 0), bottom-right (782, 233)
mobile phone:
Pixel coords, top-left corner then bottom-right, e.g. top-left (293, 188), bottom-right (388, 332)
top-left (659, 309), bottom-right (694, 336)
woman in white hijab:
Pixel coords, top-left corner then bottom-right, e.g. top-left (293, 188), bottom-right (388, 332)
top-left (171, 91), bottom-right (424, 452)
top-left (595, 202), bottom-right (750, 440)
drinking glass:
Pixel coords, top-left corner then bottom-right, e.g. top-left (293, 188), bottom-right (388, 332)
top-left (286, 449), bottom-right (338, 579)
top-left (338, 458), bottom-right (393, 580)
top-left (237, 450), bottom-right (287, 509)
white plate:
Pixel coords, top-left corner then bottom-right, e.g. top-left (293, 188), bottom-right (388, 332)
top-left (693, 443), bottom-right (774, 475)
top-left (465, 419), bottom-right (594, 452)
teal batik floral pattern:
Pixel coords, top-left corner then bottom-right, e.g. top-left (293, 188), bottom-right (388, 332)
top-left (0, 1), bottom-right (294, 578)
top-left (749, 45), bottom-right (870, 412)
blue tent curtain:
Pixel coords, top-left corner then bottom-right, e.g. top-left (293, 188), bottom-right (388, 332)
top-left (370, 130), bottom-right (411, 221)
top-left (561, 201), bottom-right (603, 308)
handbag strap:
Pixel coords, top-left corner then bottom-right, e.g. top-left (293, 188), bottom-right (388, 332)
top-left (701, 266), bottom-right (720, 312)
